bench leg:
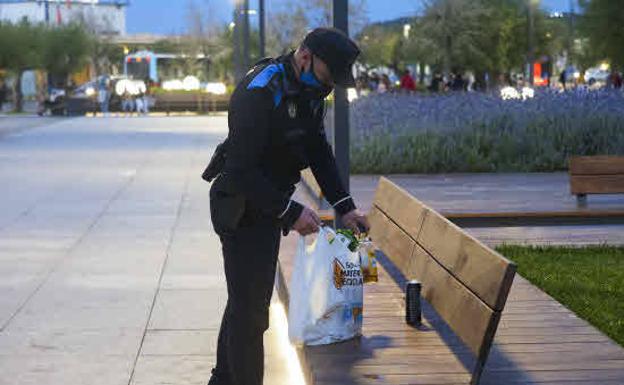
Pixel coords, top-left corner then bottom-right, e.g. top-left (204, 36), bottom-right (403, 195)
top-left (576, 194), bottom-right (587, 206)
top-left (470, 360), bottom-right (485, 385)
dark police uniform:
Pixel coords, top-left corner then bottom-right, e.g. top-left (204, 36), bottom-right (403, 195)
top-left (207, 52), bottom-right (357, 385)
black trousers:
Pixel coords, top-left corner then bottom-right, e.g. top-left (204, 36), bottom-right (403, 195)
top-left (213, 211), bottom-right (281, 385)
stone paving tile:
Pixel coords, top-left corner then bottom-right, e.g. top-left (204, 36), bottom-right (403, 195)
top-left (163, 251), bottom-right (223, 275)
top-left (0, 235), bottom-right (76, 253)
top-left (6, 296), bottom-right (153, 332)
top-left (148, 289), bottom-right (227, 331)
top-left (0, 328), bottom-right (144, 356)
top-left (130, 355), bottom-right (213, 385)
top-left (140, 330), bottom-right (219, 356)
top-left (0, 353), bottom-right (134, 385)
top-left (160, 273), bottom-right (226, 291)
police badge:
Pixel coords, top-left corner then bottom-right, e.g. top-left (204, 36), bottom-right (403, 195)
top-left (287, 101), bottom-right (297, 119)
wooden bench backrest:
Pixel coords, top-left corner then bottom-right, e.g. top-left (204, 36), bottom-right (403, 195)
top-left (569, 156), bottom-right (624, 194)
top-left (301, 168), bottom-right (324, 200)
top-left (368, 177), bottom-right (516, 384)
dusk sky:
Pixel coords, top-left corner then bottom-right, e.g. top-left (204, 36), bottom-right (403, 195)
top-left (126, 0), bottom-right (579, 35)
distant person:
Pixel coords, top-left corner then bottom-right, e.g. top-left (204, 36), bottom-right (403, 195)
top-left (429, 73), bottom-right (443, 92)
top-left (611, 71), bottom-right (622, 89)
top-left (98, 77), bottom-right (110, 116)
top-left (135, 91), bottom-right (144, 115)
top-left (559, 70), bottom-right (567, 90)
top-left (368, 72), bottom-right (379, 92)
top-left (378, 74), bottom-right (391, 93)
top-left (355, 74), bottom-right (369, 96)
top-left (450, 72), bottom-right (466, 91)
top-left (121, 91), bottom-right (134, 117)
top-left (399, 70), bottom-right (416, 92)
top-left (142, 86), bottom-right (151, 115)
top-left (466, 72), bottom-right (476, 91)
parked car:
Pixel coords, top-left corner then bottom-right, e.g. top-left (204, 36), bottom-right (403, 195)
top-left (64, 76), bottom-right (147, 115)
top-left (585, 67), bottom-right (610, 86)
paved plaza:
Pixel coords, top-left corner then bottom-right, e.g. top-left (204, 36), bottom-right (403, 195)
top-left (0, 116), bottom-right (302, 385)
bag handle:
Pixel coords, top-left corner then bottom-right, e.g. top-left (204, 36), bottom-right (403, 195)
top-left (298, 226), bottom-right (334, 254)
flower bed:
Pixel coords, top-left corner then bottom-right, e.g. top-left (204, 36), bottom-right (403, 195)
top-left (349, 90), bottom-right (624, 173)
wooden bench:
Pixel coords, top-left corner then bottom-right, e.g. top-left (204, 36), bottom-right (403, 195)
top-left (300, 168), bottom-right (335, 224)
top-left (278, 177), bottom-right (517, 385)
top-left (368, 177), bottom-right (516, 384)
top-left (569, 155), bottom-right (624, 204)
top-left (153, 92), bottom-right (229, 114)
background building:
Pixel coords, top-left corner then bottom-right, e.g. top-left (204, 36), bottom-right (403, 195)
top-left (0, 0), bottom-right (127, 35)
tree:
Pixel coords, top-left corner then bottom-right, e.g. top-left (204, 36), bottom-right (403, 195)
top-left (0, 20), bottom-right (44, 112)
top-left (414, 0), bottom-right (496, 75)
top-left (42, 23), bottom-right (91, 88)
top-left (304, 0), bottom-right (369, 33)
top-left (90, 37), bottom-right (125, 77)
top-left (385, 0), bottom-right (553, 87)
top-left (266, 0), bottom-right (369, 56)
top-left (267, 6), bottom-right (309, 55)
top-left (579, 0), bottom-right (624, 70)
top-left (358, 23), bottom-right (404, 70)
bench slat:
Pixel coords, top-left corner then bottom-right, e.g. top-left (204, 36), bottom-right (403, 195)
top-left (373, 177), bottom-right (428, 239)
top-left (569, 155), bottom-right (624, 175)
top-left (369, 207), bottom-right (415, 274)
top-left (570, 175), bottom-right (624, 194)
top-left (409, 242), bottom-right (499, 357)
top-left (417, 209), bottom-right (516, 311)
top-left (301, 168), bottom-right (323, 198)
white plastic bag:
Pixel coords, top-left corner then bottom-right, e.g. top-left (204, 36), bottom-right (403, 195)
top-left (288, 227), bottom-right (363, 346)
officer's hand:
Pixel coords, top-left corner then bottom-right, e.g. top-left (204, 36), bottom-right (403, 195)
top-left (293, 206), bottom-right (321, 236)
top-left (342, 209), bottom-right (370, 235)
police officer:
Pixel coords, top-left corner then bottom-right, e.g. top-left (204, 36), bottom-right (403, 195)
top-left (205, 28), bottom-right (370, 385)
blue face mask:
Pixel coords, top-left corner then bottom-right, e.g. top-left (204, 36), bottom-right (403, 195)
top-left (300, 56), bottom-right (324, 88)
top-left (300, 56), bottom-right (333, 99)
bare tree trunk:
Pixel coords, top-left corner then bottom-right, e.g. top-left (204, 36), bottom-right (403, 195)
top-left (443, 1), bottom-right (452, 76)
top-left (13, 70), bottom-right (23, 113)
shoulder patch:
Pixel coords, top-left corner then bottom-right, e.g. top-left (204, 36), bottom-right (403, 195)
top-left (247, 63), bottom-right (285, 107)
top-left (247, 64), bottom-right (284, 90)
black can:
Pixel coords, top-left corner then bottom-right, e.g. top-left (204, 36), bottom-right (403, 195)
top-left (406, 280), bottom-right (422, 327)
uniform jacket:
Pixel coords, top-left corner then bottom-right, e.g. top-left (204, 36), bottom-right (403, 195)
top-left (210, 52), bottom-right (356, 232)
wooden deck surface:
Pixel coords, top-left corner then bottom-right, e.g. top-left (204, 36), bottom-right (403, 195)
top-left (306, 175), bottom-right (624, 245)
top-left (277, 233), bottom-right (624, 385)
top-left (349, 174), bottom-right (624, 215)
